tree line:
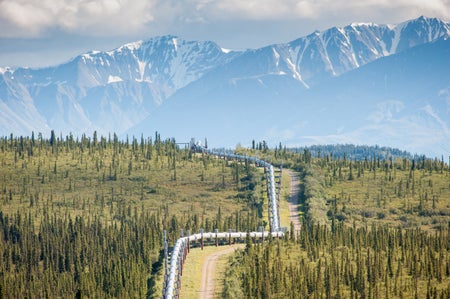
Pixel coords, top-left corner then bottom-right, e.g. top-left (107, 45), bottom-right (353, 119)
top-left (0, 132), bottom-right (265, 298)
top-left (225, 141), bottom-right (449, 298)
top-left (224, 220), bottom-right (450, 299)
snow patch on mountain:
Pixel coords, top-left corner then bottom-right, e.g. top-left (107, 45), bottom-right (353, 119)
top-left (0, 67), bottom-right (13, 74)
top-left (0, 16), bottom-right (449, 157)
top-left (172, 37), bottom-right (178, 51)
top-left (108, 75), bottom-right (123, 83)
top-left (137, 60), bottom-right (147, 82)
top-left (113, 40), bottom-right (144, 54)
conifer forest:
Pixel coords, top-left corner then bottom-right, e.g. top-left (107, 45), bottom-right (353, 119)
top-left (0, 133), bottom-right (449, 298)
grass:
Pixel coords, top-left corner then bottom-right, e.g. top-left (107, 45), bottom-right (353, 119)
top-left (0, 139), bottom-right (270, 298)
top-left (0, 147), bottom-right (250, 227)
top-left (261, 235), bottom-right (450, 298)
top-left (165, 159), bottom-right (290, 299)
top-left (177, 166), bottom-right (295, 299)
top-left (296, 157), bottom-right (450, 230)
top-left (323, 163), bottom-right (450, 230)
top-left (179, 244), bottom-right (245, 299)
top-left (278, 169), bottom-right (295, 229)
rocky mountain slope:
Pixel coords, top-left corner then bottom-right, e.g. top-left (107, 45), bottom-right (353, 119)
top-left (1, 16), bottom-right (449, 156)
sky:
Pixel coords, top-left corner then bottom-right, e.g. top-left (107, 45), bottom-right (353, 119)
top-left (0, 0), bottom-right (449, 68)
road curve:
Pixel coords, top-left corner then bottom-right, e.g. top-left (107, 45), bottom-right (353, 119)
top-left (163, 145), bottom-right (284, 299)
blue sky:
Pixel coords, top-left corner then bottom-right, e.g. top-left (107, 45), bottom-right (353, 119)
top-left (1, 0), bottom-right (449, 67)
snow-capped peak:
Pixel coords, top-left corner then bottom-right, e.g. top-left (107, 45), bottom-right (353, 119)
top-left (112, 40), bottom-right (144, 54)
top-left (0, 67), bottom-right (12, 74)
top-left (350, 22), bottom-right (377, 27)
top-left (1, 16), bottom-right (448, 158)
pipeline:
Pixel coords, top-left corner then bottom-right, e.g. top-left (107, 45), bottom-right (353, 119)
top-left (193, 144), bottom-right (281, 232)
top-left (162, 143), bottom-right (284, 298)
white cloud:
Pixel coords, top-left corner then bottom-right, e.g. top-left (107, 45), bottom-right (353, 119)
top-left (1, 0), bottom-right (449, 39)
top-left (0, 0), bottom-right (155, 37)
top-left (298, 104), bottom-right (450, 157)
top-left (1, 0), bottom-right (449, 67)
top-left (265, 126), bottom-right (296, 140)
top-left (421, 104), bottom-right (450, 135)
top-left (208, 0), bottom-right (450, 21)
top-left (367, 100), bottom-right (405, 123)
top-left (300, 119), bottom-right (449, 157)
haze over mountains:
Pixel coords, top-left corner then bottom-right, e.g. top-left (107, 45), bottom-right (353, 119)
top-left (0, 16), bottom-right (449, 156)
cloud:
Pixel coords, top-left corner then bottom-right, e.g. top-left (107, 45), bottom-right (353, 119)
top-left (0, 0), bottom-right (155, 37)
top-left (205, 0), bottom-right (450, 21)
top-left (265, 126), bottom-right (296, 140)
top-left (1, 0), bottom-right (449, 39)
top-left (367, 100), bottom-right (405, 123)
top-left (421, 104), bottom-right (450, 135)
top-left (1, 0), bottom-right (449, 67)
top-left (299, 120), bottom-right (448, 157)
top-left (298, 104), bottom-right (450, 157)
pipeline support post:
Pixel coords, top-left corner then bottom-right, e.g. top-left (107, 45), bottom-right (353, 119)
top-left (187, 230), bottom-right (190, 253)
top-left (259, 226), bottom-right (264, 243)
top-left (163, 144), bottom-right (286, 299)
top-left (215, 228), bottom-right (219, 246)
top-left (200, 229), bottom-right (204, 250)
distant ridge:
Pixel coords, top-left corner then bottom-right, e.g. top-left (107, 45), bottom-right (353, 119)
top-left (1, 16), bottom-right (449, 157)
top-left (291, 144), bottom-right (414, 160)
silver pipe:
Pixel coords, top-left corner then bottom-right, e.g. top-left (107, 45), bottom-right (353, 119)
top-left (164, 144), bottom-right (284, 298)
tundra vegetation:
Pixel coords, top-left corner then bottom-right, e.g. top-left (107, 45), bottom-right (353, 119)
top-left (0, 132), bottom-right (264, 298)
top-left (0, 134), bottom-right (448, 298)
top-left (225, 144), bottom-right (450, 299)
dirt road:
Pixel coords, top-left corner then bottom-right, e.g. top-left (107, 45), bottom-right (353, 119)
top-left (197, 171), bottom-right (301, 298)
top-left (198, 245), bottom-right (242, 299)
top-left (287, 170), bottom-right (302, 235)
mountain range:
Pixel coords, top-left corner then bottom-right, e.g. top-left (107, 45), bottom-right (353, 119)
top-left (1, 16), bottom-right (449, 157)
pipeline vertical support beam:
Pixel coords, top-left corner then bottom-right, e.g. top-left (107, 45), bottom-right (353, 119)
top-left (187, 230), bottom-right (190, 253)
top-left (180, 243), bottom-right (185, 277)
top-left (259, 226), bottom-right (264, 243)
top-left (163, 144), bottom-right (286, 299)
top-left (177, 262), bottom-right (181, 294)
top-left (200, 229), bottom-right (204, 250)
top-left (215, 228), bottom-right (219, 246)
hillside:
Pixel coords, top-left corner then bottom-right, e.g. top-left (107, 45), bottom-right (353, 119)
top-left (0, 133), bottom-right (266, 297)
top-left (1, 16), bottom-right (449, 156)
top-left (0, 134), bottom-right (449, 298)
top-left (223, 145), bottom-right (450, 299)
top-left (135, 36), bottom-right (450, 156)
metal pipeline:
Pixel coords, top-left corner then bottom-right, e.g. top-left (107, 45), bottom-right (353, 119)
top-left (163, 144), bottom-right (284, 298)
